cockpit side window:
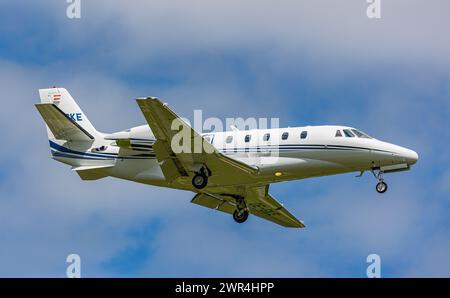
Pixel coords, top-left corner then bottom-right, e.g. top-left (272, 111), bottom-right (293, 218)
top-left (343, 129), bottom-right (355, 137)
top-left (351, 129), bottom-right (371, 139)
top-left (335, 130), bottom-right (342, 137)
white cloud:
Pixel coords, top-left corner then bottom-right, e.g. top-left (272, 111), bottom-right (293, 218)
top-left (50, 0), bottom-right (450, 71)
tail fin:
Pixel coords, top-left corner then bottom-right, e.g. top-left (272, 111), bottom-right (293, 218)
top-left (36, 88), bottom-right (100, 141)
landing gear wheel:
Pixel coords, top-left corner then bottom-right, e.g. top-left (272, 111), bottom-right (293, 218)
top-left (233, 209), bottom-right (249, 224)
top-left (376, 181), bottom-right (388, 194)
top-left (371, 168), bottom-right (388, 194)
top-left (192, 173), bottom-right (208, 189)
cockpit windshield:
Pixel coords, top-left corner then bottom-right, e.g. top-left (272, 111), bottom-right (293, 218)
top-left (351, 129), bottom-right (372, 139)
top-left (343, 129), bottom-right (355, 137)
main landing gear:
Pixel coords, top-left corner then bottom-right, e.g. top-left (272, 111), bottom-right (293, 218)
top-left (233, 209), bottom-right (249, 223)
top-left (192, 173), bottom-right (208, 189)
top-left (371, 169), bottom-right (388, 194)
top-left (191, 166), bottom-right (211, 190)
top-left (233, 197), bottom-right (249, 224)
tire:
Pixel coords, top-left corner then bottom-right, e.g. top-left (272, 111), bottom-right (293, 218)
top-left (192, 173), bottom-right (208, 189)
top-left (233, 209), bottom-right (249, 224)
top-left (376, 181), bottom-right (388, 194)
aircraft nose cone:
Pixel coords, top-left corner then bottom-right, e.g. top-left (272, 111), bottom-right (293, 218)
top-left (403, 148), bottom-right (419, 165)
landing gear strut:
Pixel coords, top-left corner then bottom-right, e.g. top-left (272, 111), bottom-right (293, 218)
top-left (372, 168), bottom-right (388, 194)
top-left (233, 197), bottom-right (249, 224)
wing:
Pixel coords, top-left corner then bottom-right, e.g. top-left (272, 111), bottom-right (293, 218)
top-left (192, 186), bottom-right (305, 228)
top-left (136, 97), bottom-right (258, 186)
top-left (135, 98), bottom-right (303, 228)
top-left (246, 186), bottom-right (305, 228)
top-left (35, 103), bottom-right (94, 141)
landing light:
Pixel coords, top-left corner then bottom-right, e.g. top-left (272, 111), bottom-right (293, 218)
top-left (274, 171), bottom-right (283, 177)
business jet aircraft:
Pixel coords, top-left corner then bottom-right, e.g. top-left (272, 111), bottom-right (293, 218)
top-left (35, 88), bottom-right (418, 228)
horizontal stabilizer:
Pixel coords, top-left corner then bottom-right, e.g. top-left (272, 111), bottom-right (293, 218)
top-left (72, 164), bottom-right (113, 180)
top-left (35, 103), bottom-right (94, 141)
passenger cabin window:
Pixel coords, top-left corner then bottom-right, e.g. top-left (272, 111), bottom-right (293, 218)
top-left (343, 129), bottom-right (355, 137)
top-left (245, 134), bottom-right (251, 143)
top-left (351, 129), bottom-right (371, 139)
top-left (225, 135), bottom-right (233, 143)
top-left (335, 130), bottom-right (342, 137)
top-left (92, 145), bottom-right (108, 152)
top-left (300, 131), bottom-right (308, 139)
top-left (263, 133), bottom-right (270, 141)
top-left (282, 132), bottom-right (289, 140)
top-left (204, 135), bottom-right (214, 144)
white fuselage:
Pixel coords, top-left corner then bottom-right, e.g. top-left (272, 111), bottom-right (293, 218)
top-left (50, 124), bottom-right (418, 191)
top-left (37, 87), bottom-right (419, 227)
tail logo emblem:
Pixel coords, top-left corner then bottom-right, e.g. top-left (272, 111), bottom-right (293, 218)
top-left (49, 93), bottom-right (61, 103)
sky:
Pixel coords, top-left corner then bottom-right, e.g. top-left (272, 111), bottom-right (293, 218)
top-left (0, 0), bottom-right (449, 277)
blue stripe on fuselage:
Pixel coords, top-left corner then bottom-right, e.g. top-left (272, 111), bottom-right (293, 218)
top-left (49, 141), bottom-right (156, 160)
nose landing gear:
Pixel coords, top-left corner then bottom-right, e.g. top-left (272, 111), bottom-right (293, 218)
top-left (372, 169), bottom-right (388, 194)
top-left (376, 181), bottom-right (388, 193)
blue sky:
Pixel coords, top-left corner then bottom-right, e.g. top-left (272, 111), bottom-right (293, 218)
top-left (0, 0), bottom-right (449, 277)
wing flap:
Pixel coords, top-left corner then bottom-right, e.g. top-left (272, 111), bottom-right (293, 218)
top-left (35, 103), bottom-right (94, 141)
top-left (191, 186), bottom-right (305, 228)
top-left (191, 193), bottom-right (236, 215)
